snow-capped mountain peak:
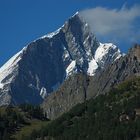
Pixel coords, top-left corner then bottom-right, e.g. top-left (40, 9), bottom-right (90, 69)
top-left (0, 12), bottom-right (122, 106)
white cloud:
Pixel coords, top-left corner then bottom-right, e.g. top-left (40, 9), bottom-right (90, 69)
top-left (80, 5), bottom-right (140, 47)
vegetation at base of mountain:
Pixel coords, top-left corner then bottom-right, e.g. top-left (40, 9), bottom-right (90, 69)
top-left (1, 76), bottom-right (140, 140)
top-left (12, 120), bottom-right (48, 140)
top-left (23, 76), bottom-right (140, 140)
top-left (19, 104), bottom-right (48, 120)
top-left (0, 104), bottom-right (49, 140)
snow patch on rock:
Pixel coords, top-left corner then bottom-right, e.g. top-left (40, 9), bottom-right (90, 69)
top-left (95, 43), bottom-right (122, 67)
top-left (95, 43), bottom-right (111, 62)
top-left (87, 58), bottom-right (98, 76)
top-left (66, 60), bottom-right (77, 77)
top-left (0, 47), bottom-right (27, 89)
top-left (86, 43), bottom-right (122, 76)
top-left (40, 87), bottom-right (47, 99)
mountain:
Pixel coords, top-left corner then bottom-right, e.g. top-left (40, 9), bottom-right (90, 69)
top-left (0, 12), bottom-right (121, 106)
top-left (42, 45), bottom-right (140, 119)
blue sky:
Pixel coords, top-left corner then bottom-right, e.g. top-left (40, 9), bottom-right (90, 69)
top-left (0, 0), bottom-right (140, 67)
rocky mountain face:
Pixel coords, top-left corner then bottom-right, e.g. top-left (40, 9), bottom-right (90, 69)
top-left (89, 44), bottom-right (140, 98)
top-left (42, 74), bottom-right (90, 119)
top-left (0, 12), bottom-right (121, 106)
top-left (42, 45), bottom-right (140, 119)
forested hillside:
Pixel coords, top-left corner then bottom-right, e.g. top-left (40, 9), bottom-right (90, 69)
top-left (33, 77), bottom-right (140, 140)
top-left (0, 105), bottom-right (48, 140)
top-left (1, 76), bottom-right (140, 140)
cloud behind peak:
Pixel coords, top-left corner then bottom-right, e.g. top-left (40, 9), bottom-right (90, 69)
top-left (80, 5), bottom-right (140, 51)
